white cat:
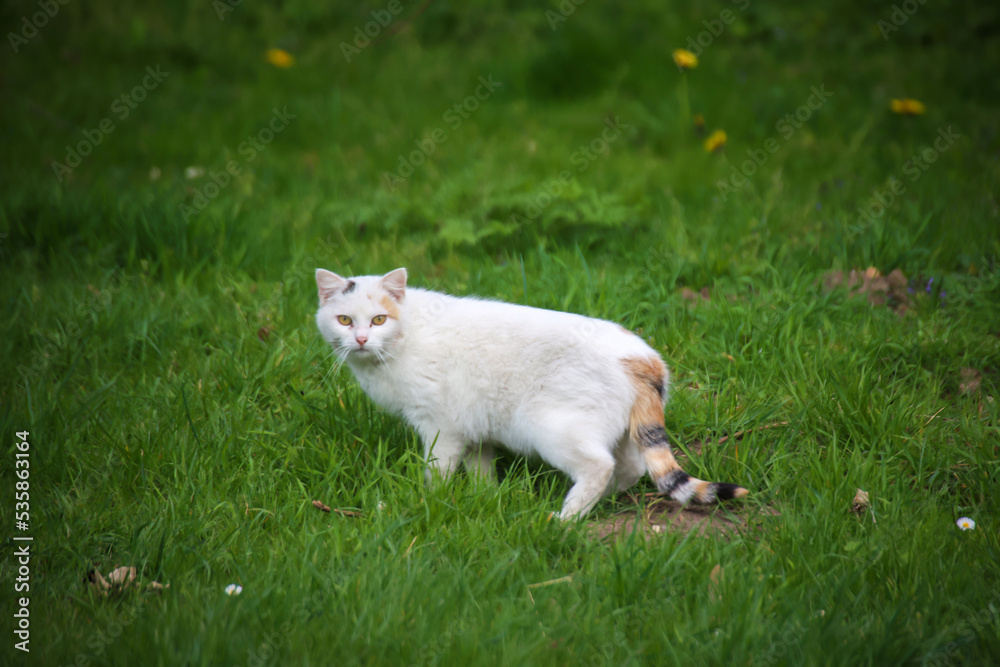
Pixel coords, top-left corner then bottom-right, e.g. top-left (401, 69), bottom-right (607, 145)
top-left (315, 267), bottom-right (748, 519)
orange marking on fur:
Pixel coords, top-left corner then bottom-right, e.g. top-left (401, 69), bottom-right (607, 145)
top-left (643, 447), bottom-right (680, 479)
top-left (621, 356), bottom-right (668, 429)
top-left (695, 480), bottom-right (712, 501)
top-left (623, 355), bottom-right (684, 485)
top-left (621, 357), bottom-right (666, 394)
top-left (379, 295), bottom-right (401, 320)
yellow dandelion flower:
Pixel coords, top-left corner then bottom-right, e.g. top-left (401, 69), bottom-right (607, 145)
top-left (956, 517), bottom-right (975, 531)
top-left (673, 49), bottom-right (698, 70)
top-left (704, 129), bottom-right (727, 152)
top-left (890, 98), bottom-right (925, 115)
top-left (266, 48), bottom-right (295, 68)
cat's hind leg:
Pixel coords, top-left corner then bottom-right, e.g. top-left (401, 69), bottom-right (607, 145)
top-left (608, 435), bottom-right (645, 495)
top-left (515, 412), bottom-right (618, 520)
top-left (556, 452), bottom-right (616, 520)
top-left (540, 427), bottom-right (616, 520)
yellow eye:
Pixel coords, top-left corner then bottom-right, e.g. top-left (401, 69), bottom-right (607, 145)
top-left (371, 315), bottom-right (387, 326)
top-left (337, 315), bottom-right (353, 326)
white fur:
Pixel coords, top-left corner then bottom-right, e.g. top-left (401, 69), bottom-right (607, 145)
top-left (315, 267), bottom-right (670, 519)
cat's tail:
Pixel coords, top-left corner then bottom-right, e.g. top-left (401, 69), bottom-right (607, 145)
top-left (622, 357), bottom-right (748, 504)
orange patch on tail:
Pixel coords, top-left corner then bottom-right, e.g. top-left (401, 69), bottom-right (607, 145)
top-left (621, 356), bottom-right (668, 429)
top-left (622, 356), bottom-right (682, 477)
top-left (621, 356), bottom-right (666, 393)
top-left (643, 447), bottom-right (680, 479)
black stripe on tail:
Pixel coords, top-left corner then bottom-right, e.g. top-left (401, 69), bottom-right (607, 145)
top-left (713, 483), bottom-right (746, 501)
top-left (637, 425), bottom-right (671, 449)
top-left (657, 469), bottom-right (690, 496)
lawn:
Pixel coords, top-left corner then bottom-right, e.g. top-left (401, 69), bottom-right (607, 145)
top-left (2, 1), bottom-right (999, 665)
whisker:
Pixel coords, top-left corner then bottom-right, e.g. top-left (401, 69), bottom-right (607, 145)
top-left (319, 343), bottom-right (352, 385)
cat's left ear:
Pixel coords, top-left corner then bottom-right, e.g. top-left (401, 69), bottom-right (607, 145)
top-left (381, 268), bottom-right (407, 301)
top-left (316, 269), bottom-right (347, 306)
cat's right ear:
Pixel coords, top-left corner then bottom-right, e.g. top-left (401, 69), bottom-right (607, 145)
top-left (316, 269), bottom-right (346, 306)
top-left (381, 268), bottom-right (407, 301)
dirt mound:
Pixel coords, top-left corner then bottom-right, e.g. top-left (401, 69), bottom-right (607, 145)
top-left (590, 494), bottom-right (780, 541)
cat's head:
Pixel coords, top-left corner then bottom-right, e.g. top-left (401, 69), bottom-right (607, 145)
top-left (315, 267), bottom-right (407, 363)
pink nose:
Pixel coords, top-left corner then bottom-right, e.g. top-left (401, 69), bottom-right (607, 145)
top-left (355, 334), bottom-right (368, 347)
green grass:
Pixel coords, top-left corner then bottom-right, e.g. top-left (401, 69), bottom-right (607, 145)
top-left (2, 1), bottom-right (1000, 665)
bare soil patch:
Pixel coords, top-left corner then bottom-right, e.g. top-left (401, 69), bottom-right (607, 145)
top-left (590, 494), bottom-right (780, 542)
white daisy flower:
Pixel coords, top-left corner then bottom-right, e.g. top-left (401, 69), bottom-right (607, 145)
top-left (225, 583), bottom-right (243, 596)
top-left (956, 517), bottom-right (975, 531)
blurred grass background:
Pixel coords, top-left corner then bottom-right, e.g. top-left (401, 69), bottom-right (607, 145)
top-left (2, 0), bottom-right (999, 665)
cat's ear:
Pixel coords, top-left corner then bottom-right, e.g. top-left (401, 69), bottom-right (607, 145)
top-left (316, 269), bottom-right (346, 306)
top-left (381, 268), bottom-right (407, 301)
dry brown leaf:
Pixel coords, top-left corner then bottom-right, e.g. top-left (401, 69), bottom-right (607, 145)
top-left (851, 489), bottom-right (870, 514)
top-left (822, 266), bottom-right (912, 313)
top-left (87, 568), bottom-right (111, 593)
top-left (679, 287), bottom-right (710, 304)
top-left (312, 499), bottom-right (331, 513)
top-left (88, 566), bottom-right (167, 595)
top-left (257, 326), bottom-right (273, 342)
top-left (313, 500), bottom-right (362, 517)
top-left (823, 270), bottom-right (845, 291)
top-left (959, 368), bottom-right (982, 395)
top-left (885, 269), bottom-right (907, 291)
top-left (333, 508), bottom-right (361, 518)
top-left (107, 566), bottom-right (137, 586)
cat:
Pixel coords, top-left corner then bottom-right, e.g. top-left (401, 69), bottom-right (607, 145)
top-left (315, 267), bottom-right (748, 519)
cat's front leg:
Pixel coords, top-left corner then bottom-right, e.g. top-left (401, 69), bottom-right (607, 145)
top-left (463, 441), bottom-right (496, 484)
top-left (420, 429), bottom-right (467, 484)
